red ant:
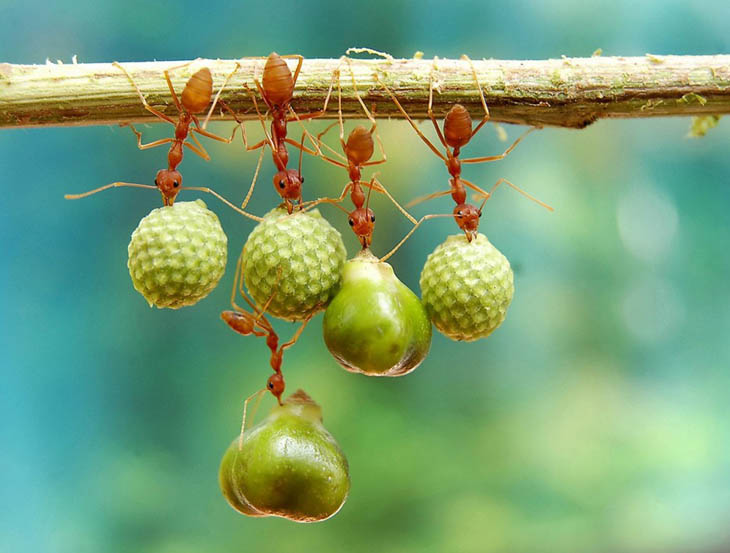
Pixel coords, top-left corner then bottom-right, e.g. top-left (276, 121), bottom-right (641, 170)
top-left (65, 61), bottom-right (260, 221)
top-left (376, 56), bottom-right (552, 260)
top-left (300, 57), bottom-right (416, 249)
top-left (215, 53), bottom-right (336, 213)
top-left (221, 251), bottom-right (312, 405)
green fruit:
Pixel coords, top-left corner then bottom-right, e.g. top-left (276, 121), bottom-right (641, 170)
top-left (420, 233), bottom-right (514, 341)
top-left (242, 207), bottom-right (346, 321)
top-left (127, 200), bottom-right (227, 309)
top-left (323, 250), bottom-right (431, 376)
top-left (219, 390), bottom-right (350, 522)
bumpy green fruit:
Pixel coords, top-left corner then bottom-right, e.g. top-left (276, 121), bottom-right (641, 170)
top-left (127, 200), bottom-right (227, 309)
top-left (219, 390), bottom-right (350, 522)
top-left (323, 250), bottom-right (432, 376)
top-left (242, 207), bottom-right (346, 321)
top-left (420, 233), bottom-right (514, 341)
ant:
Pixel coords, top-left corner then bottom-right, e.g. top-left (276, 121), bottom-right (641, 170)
top-left (300, 57), bottom-right (416, 249)
top-left (376, 56), bottom-right (552, 261)
top-left (65, 61), bottom-right (260, 221)
top-left (221, 251), bottom-right (312, 405)
top-left (215, 53), bottom-right (336, 213)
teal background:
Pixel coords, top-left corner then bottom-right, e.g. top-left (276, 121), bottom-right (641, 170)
top-left (1, 1), bottom-right (729, 552)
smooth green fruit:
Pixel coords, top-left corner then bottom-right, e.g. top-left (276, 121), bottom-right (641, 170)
top-left (243, 207), bottom-right (346, 321)
top-left (127, 200), bottom-right (227, 309)
top-left (323, 250), bottom-right (432, 376)
top-left (420, 233), bottom-right (514, 341)
top-left (219, 390), bottom-right (350, 522)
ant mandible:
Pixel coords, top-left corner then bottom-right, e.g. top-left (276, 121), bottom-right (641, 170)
top-left (299, 57), bottom-right (416, 248)
top-left (215, 53), bottom-right (336, 213)
top-left (375, 55), bottom-right (552, 243)
top-left (221, 251), bottom-right (313, 405)
top-left (65, 61), bottom-right (260, 221)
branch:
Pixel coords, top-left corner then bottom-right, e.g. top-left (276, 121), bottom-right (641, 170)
top-left (1, 54), bottom-right (729, 129)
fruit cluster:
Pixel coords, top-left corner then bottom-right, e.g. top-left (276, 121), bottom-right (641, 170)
top-left (67, 51), bottom-right (551, 523)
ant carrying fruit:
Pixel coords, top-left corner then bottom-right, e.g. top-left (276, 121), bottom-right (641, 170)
top-left (221, 250), bottom-right (313, 404)
top-left (376, 55), bottom-right (553, 261)
top-left (65, 61), bottom-right (260, 221)
top-left (295, 56), bottom-right (416, 249)
top-left (214, 53), bottom-right (336, 212)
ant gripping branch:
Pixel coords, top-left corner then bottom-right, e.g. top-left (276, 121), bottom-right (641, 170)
top-left (213, 53), bottom-right (336, 213)
top-left (65, 61), bottom-right (260, 221)
top-left (221, 250), bottom-right (312, 405)
top-left (375, 55), bottom-right (552, 245)
top-left (299, 57), bottom-right (416, 249)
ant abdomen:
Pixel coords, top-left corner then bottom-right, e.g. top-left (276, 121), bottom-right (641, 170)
top-left (443, 104), bottom-right (473, 148)
top-left (221, 311), bottom-right (254, 335)
top-left (181, 68), bottom-right (214, 114)
top-left (345, 126), bottom-right (375, 165)
top-left (262, 53), bottom-right (295, 106)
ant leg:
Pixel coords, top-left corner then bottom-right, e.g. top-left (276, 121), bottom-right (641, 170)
top-left (114, 61), bottom-right (176, 135)
top-left (405, 188), bottom-right (453, 208)
top-left (121, 123), bottom-right (174, 150)
top-left (299, 182), bottom-right (353, 212)
top-left (461, 55), bottom-right (491, 139)
top-left (238, 388), bottom-right (267, 448)
top-left (240, 147), bottom-right (265, 209)
top-left (371, 177), bottom-right (417, 224)
top-left (64, 181), bottom-right (157, 200)
top-left (312, 121), bottom-right (347, 166)
top-left (380, 214), bottom-right (454, 262)
top-left (427, 57), bottom-right (450, 151)
top-left (342, 57), bottom-right (387, 166)
top-left (461, 127), bottom-right (538, 164)
top-left (279, 313), bottom-right (314, 352)
top-left (180, 186), bottom-right (263, 221)
top-left (467, 177), bottom-right (554, 212)
top-left (203, 61), bottom-right (240, 129)
top-left (181, 138), bottom-right (211, 161)
top-left (374, 72), bottom-right (447, 162)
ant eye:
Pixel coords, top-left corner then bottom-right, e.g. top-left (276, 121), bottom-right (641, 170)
top-left (154, 178), bottom-right (158, 186)
top-left (173, 181), bottom-right (179, 188)
top-left (371, 215), bottom-right (375, 222)
top-left (267, 381), bottom-right (274, 389)
top-left (479, 211), bottom-right (482, 217)
top-left (348, 219), bottom-right (354, 226)
top-left (457, 210), bottom-right (462, 216)
top-left (300, 176), bottom-right (305, 183)
top-left (279, 180), bottom-right (286, 189)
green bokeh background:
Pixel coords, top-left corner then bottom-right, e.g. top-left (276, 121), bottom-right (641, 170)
top-left (1, 1), bottom-right (729, 552)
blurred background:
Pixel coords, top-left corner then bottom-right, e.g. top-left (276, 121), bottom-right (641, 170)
top-left (1, 0), bottom-right (729, 552)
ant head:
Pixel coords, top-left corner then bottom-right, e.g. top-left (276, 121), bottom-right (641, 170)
top-left (453, 203), bottom-right (481, 237)
top-left (181, 68), bottom-right (213, 114)
top-left (348, 207), bottom-right (376, 247)
top-left (444, 104), bottom-right (473, 149)
top-left (262, 52), bottom-right (295, 106)
top-left (267, 372), bottom-right (285, 404)
top-left (155, 169), bottom-right (183, 206)
top-left (273, 169), bottom-right (302, 202)
top-left (345, 126), bottom-right (375, 166)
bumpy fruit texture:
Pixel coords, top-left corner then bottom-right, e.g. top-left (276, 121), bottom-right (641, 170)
top-left (127, 200), bottom-right (227, 309)
top-left (242, 207), bottom-right (346, 321)
top-left (323, 250), bottom-right (431, 376)
top-left (420, 233), bottom-right (514, 341)
top-left (219, 390), bottom-right (350, 522)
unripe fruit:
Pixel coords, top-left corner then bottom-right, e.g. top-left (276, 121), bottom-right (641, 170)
top-left (127, 200), bottom-right (227, 309)
top-left (219, 390), bottom-right (350, 522)
top-left (420, 233), bottom-right (514, 341)
top-left (242, 207), bottom-right (346, 321)
top-left (323, 250), bottom-right (431, 376)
